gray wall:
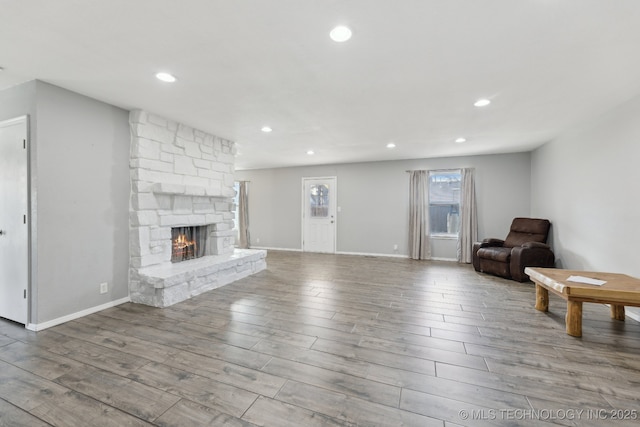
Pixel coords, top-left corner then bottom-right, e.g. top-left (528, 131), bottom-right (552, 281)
top-left (531, 94), bottom-right (640, 277)
top-left (0, 81), bottom-right (130, 325)
top-left (0, 81), bottom-right (37, 124)
top-left (236, 152), bottom-right (531, 258)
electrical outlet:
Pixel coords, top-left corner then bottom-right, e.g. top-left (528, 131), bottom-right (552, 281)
top-left (393, 244), bottom-right (398, 250)
top-left (100, 282), bottom-right (108, 294)
top-left (256, 237), bottom-right (260, 244)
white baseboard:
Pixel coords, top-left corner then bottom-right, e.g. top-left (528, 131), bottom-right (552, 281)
top-left (254, 246), bottom-right (409, 258)
top-left (26, 296), bottom-right (131, 331)
top-left (252, 246), bottom-right (457, 260)
top-left (251, 246), bottom-right (302, 252)
top-left (623, 306), bottom-right (640, 322)
top-left (336, 251), bottom-right (408, 259)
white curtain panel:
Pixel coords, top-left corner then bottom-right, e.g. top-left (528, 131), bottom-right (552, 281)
top-left (238, 181), bottom-right (251, 249)
top-left (457, 168), bottom-right (478, 263)
top-left (409, 170), bottom-right (431, 260)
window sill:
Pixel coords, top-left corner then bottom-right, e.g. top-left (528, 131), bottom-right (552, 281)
top-left (430, 234), bottom-right (458, 240)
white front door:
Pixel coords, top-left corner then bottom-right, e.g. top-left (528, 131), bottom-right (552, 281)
top-left (302, 177), bottom-right (337, 253)
top-left (0, 116), bottom-right (29, 324)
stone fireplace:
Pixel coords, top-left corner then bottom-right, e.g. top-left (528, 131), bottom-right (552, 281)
top-left (128, 110), bottom-right (266, 307)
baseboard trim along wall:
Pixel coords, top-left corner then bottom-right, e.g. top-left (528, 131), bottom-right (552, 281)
top-left (336, 251), bottom-right (409, 259)
top-left (623, 306), bottom-right (640, 322)
top-left (251, 246), bottom-right (461, 261)
top-left (250, 246), bottom-right (303, 252)
top-left (26, 296), bottom-right (131, 331)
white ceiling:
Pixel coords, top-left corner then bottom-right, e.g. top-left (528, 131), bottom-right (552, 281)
top-left (2, 0), bottom-right (640, 170)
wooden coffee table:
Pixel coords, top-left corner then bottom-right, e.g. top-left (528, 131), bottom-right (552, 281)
top-left (525, 267), bottom-right (640, 337)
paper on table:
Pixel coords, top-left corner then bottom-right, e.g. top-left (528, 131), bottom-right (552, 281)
top-left (567, 275), bottom-right (607, 286)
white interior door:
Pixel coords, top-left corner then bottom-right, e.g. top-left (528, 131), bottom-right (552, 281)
top-left (0, 116), bottom-right (29, 324)
top-left (302, 177), bottom-right (337, 253)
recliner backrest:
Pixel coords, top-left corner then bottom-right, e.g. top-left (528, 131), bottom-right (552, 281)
top-left (503, 218), bottom-right (551, 248)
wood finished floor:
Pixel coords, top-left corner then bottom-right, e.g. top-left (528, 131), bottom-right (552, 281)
top-left (2, 251), bottom-right (640, 426)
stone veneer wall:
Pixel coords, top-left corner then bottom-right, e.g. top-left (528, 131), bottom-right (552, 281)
top-left (128, 110), bottom-right (266, 307)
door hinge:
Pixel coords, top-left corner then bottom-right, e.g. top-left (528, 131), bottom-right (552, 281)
top-left (23, 139), bottom-right (26, 149)
top-left (24, 215), bottom-right (26, 224)
top-left (24, 289), bottom-right (27, 299)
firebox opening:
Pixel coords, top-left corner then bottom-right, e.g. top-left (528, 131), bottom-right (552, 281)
top-left (171, 226), bottom-right (207, 263)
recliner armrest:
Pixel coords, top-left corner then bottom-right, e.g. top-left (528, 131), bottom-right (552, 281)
top-left (482, 238), bottom-right (505, 247)
top-left (522, 241), bottom-right (550, 249)
top-left (473, 238), bottom-right (506, 271)
top-left (510, 245), bottom-right (555, 282)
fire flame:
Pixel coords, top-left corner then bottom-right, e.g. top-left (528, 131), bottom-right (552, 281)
top-left (172, 233), bottom-right (197, 261)
top-left (173, 233), bottom-right (196, 250)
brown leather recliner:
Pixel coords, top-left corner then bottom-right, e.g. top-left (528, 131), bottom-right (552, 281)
top-left (473, 218), bottom-right (555, 282)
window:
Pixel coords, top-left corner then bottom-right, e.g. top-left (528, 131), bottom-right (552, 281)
top-left (429, 170), bottom-right (461, 236)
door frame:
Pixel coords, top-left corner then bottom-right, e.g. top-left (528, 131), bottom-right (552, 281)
top-left (0, 115), bottom-right (30, 326)
top-left (301, 176), bottom-right (337, 253)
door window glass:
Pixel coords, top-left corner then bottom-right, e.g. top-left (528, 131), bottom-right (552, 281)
top-left (310, 184), bottom-right (329, 217)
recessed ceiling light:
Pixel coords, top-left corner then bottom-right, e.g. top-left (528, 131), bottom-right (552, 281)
top-left (474, 98), bottom-right (491, 107)
top-left (156, 72), bottom-right (176, 83)
top-left (330, 25), bottom-right (352, 42)
top-left (386, 142), bottom-right (396, 148)
top-left (261, 126), bottom-right (272, 133)
top-left (307, 150), bottom-right (315, 155)
top-left (455, 138), bottom-right (467, 143)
